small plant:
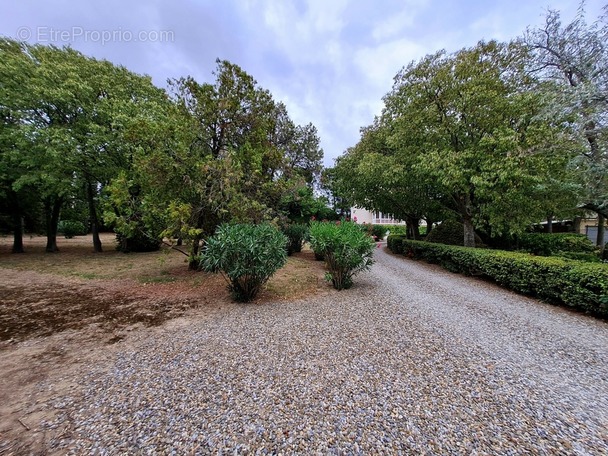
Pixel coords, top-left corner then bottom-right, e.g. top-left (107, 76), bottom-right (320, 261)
top-left (58, 220), bottom-right (87, 239)
top-left (310, 221), bottom-right (375, 290)
top-left (282, 224), bottom-right (309, 256)
top-left (200, 223), bottom-right (288, 302)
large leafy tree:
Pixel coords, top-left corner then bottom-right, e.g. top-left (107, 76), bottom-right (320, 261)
top-left (136, 60), bottom-right (322, 268)
top-left (0, 38), bottom-right (168, 252)
top-left (524, 4), bottom-right (608, 245)
top-left (385, 41), bottom-right (574, 246)
top-left (334, 119), bottom-right (447, 238)
top-left (340, 41), bottom-right (574, 247)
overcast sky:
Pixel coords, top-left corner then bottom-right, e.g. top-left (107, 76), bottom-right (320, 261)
top-left (1, 0), bottom-right (605, 166)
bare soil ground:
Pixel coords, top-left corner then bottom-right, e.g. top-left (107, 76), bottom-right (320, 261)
top-left (0, 233), bottom-right (328, 455)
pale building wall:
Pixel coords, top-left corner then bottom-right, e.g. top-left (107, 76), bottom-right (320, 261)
top-left (350, 207), bottom-right (406, 225)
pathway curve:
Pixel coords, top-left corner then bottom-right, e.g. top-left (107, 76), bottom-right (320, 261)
top-left (54, 247), bottom-right (608, 454)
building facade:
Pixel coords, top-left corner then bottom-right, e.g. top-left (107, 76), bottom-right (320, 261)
top-left (350, 207), bottom-right (406, 225)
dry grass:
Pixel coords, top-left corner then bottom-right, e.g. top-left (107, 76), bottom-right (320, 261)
top-left (0, 233), bottom-right (329, 342)
top-left (0, 233), bottom-right (330, 455)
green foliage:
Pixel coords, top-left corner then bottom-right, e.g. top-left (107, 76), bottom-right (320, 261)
top-left (200, 224), bottom-right (288, 302)
top-left (280, 185), bottom-right (337, 224)
top-left (282, 223), bottom-right (309, 255)
top-left (387, 234), bottom-right (407, 254)
top-left (103, 172), bottom-right (165, 253)
top-left (524, 5), bottom-right (608, 219)
top-left (518, 233), bottom-right (597, 256)
top-left (392, 240), bottom-right (608, 317)
top-left (57, 220), bottom-right (86, 238)
top-left (358, 224), bottom-right (388, 241)
top-left (309, 221), bottom-right (375, 290)
top-left (557, 251), bottom-right (602, 263)
top-left (425, 220), bottom-right (465, 246)
top-left (386, 225), bottom-right (407, 236)
top-left (115, 232), bottom-right (161, 253)
top-left (336, 39), bottom-right (578, 248)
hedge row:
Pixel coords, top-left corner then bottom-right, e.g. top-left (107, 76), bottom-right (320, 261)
top-left (387, 236), bottom-right (608, 317)
top-left (518, 232), bottom-right (597, 256)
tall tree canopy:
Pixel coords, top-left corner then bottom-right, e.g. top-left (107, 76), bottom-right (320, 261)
top-left (1, 42), bottom-right (324, 260)
top-left (524, 3), bottom-right (607, 245)
top-left (0, 38), bottom-right (169, 252)
top-left (337, 40), bottom-right (575, 246)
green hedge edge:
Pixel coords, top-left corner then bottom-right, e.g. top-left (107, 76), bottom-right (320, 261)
top-left (387, 235), bottom-right (608, 318)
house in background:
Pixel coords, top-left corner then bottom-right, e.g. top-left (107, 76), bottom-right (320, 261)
top-left (350, 207), bottom-right (406, 225)
top-left (576, 216), bottom-right (607, 245)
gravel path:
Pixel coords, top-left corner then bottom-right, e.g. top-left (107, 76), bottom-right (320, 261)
top-left (53, 247), bottom-right (608, 454)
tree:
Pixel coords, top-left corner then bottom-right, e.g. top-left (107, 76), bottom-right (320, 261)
top-left (334, 118), bottom-right (447, 239)
top-left (137, 60), bottom-right (323, 268)
top-left (0, 39), bottom-right (168, 252)
top-left (523, 4), bottom-right (608, 246)
top-left (381, 41), bottom-right (566, 246)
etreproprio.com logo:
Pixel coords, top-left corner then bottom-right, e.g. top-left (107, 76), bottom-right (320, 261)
top-left (15, 26), bottom-right (175, 45)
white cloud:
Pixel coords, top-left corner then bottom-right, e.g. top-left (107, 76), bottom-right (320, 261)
top-left (371, 0), bottom-right (429, 42)
top-left (355, 38), bottom-right (426, 89)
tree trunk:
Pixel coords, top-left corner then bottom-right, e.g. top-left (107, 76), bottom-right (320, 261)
top-left (11, 212), bottom-right (24, 254)
top-left (597, 214), bottom-right (605, 252)
top-left (462, 193), bottom-right (475, 247)
top-left (86, 180), bottom-right (103, 252)
top-left (407, 216), bottom-right (421, 240)
top-left (45, 196), bottom-right (63, 253)
top-left (546, 214), bottom-right (553, 234)
top-left (573, 216), bottom-right (582, 234)
top-left (188, 236), bottom-right (201, 270)
top-left (463, 217), bottom-right (476, 247)
top-left (425, 219), bottom-right (433, 237)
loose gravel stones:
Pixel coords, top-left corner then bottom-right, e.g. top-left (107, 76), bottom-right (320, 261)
top-left (50, 247), bottom-right (608, 454)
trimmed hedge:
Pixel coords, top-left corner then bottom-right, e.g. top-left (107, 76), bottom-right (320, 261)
top-left (518, 233), bottom-right (597, 256)
top-left (387, 237), bottom-right (608, 317)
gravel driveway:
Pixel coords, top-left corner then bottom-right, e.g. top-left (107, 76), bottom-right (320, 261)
top-left (55, 246), bottom-right (608, 454)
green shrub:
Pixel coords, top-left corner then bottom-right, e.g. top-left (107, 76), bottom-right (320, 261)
top-left (387, 234), bottom-right (406, 254)
top-left (386, 225), bottom-right (407, 236)
top-left (358, 223), bottom-right (389, 241)
top-left (282, 224), bottom-right (309, 256)
top-left (425, 219), bottom-right (463, 245)
top-left (201, 223), bottom-right (288, 302)
top-left (557, 251), bottom-right (601, 263)
top-left (309, 221), bottom-right (334, 261)
top-left (116, 231), bottom-right (161, 253)
top-left (518, 233), bottom-right (597, 256)
top-left (58, 220), bottom-right (87, 238)
top-left (392, 240), bottom-right (608, 317)
top-left (310, 221), bottom-right (375, 290)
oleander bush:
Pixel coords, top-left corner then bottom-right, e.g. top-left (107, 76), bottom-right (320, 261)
top-left (58, 220), bottom-right (87, 238)
top-left (308, 221), bottom-right (334, 261)
top-left (390, 239), bottom-right (608, 317)
top-left (518, 232), bottom-right (597, 256)
top-left (200, 223), bottom-right (288, 302)
top-left (310, 221), bottom-right (375, 290)
top-left (282, 223), bottom-right (309, 256)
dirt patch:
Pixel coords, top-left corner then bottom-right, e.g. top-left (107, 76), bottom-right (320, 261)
top-left (0, 234), bottom-right (329, 454)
